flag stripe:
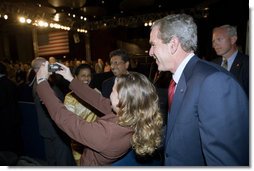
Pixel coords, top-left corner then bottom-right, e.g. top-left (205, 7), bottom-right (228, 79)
top-left (38, 46), bottom-right (69, 53)
top-left (38, 49), bottom-right (69, 55)
top-left (38, 42), bottom-right (69, 49)
top-left (38, 31), bottom-right (69, 56)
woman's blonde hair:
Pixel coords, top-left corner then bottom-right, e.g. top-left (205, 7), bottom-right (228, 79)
top-left (116, 72), bottom-right (163, 156)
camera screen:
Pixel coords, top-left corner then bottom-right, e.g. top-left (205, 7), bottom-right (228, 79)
top-left (48, 64), bottom-right (61, 72)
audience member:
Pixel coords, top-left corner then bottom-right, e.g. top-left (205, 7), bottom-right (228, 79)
top-left (15, 63), bottom-right (27, 85)
top-left (48, 56), bottom-right (56, 64)
top-left (95, 58), bottom-right (104, 73)
top-left (149, 13), bottom-right (248, 165)
top-left (103, 62), bottom-right (111, 72)
top-left (35, 61), bottom-right (163, 165)
top-left (31, 57), bottom-right (76, 166)
top-left (0, 62), bottom-right (23, 156)
top-left (64, 64), bottom-right (99, 165)
top-left (101, 49), bottom-right (130, 98)
top-left (212, 24), bottom-right (249, 97)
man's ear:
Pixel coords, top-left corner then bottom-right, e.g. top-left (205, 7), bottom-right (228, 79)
top-left (231, 35), bottom-right (238, 45)
top-left (169, 36), bottom-right (179, 55)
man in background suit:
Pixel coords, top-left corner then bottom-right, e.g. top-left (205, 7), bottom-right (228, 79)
top-left (149, 14), bottom-right (248, 165)
top-left (212, 24), bottom-right (249, 97)
top-left (101, 49), bottom-right (130, 98)
top-left (31, 57), bottom-right (75, 166)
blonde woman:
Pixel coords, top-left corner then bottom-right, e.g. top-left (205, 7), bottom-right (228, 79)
top-left (35, 61), bottom-right (163, 166)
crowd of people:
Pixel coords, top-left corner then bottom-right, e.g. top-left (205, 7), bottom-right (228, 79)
top-left (1, 58), bottom-right (110, 87)
top-left (0, 13), bottom-right (249, 166)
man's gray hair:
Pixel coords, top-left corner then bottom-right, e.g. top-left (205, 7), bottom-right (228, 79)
top-left (215, 25), bottom-right (237, 37)
top-left (31, 57), bottom-right (46, 72)
top-left (151, 13), bottom-right (198, 52)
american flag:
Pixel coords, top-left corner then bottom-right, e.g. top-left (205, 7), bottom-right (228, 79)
top-left (37, 30), bottom-right (69, 56)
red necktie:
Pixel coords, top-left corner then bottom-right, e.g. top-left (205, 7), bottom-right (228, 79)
top-left (168, 79), bottom-right (176, 110)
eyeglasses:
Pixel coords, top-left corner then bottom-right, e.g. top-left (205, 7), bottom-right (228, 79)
top-left (110, 61), bottom-right (125, 67)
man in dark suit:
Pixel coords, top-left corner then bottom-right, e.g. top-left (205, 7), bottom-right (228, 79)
top-left (101, 49), bottom-right (130, 98)
top-left (212, 24), bottom-right (249, 97)
top-left (149, 14), bottom-right (248, 165)
top-left (31, 57), bottom-right (75, 166)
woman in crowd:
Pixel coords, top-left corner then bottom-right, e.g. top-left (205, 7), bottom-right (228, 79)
top-left (64, 64), bottom-right (99, 165)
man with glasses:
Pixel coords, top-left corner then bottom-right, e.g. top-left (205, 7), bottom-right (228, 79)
top-left (101, 49), bottom-right (130, 98)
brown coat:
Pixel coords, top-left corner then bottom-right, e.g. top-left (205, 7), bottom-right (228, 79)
top-left (37, 78), bottom-right (133, 165)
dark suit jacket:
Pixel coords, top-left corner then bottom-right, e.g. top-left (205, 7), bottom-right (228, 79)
top-left (101, 76), bottom-right (116, 98)
top-left (165, 56), bottom-right (249, 166)
top-left (90, 72), bottom-right (114, 92)
top-left (212, 51), bottom-right (249, 97)
top-left (33, 82), bottom-right (65, 138)
top-left (33, 78), bottom-right (75, 165)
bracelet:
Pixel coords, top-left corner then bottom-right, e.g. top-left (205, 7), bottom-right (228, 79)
top-left (37, 77), bottom-right (47, 84)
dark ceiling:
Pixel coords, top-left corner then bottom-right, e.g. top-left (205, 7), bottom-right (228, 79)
top-left (0, 0), bottom-right (246, 30)
top-left (0, 0), bottom-right (213, 17)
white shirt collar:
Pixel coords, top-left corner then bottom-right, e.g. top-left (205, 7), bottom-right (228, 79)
top-left (173, 53), bottom-right (195, 84)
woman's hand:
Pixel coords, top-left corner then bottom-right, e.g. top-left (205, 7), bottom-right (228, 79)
top-left (55, 62), bottom-right (74, 82)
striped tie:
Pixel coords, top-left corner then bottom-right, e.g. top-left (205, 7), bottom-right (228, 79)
top-left (222, 58), bottom-right (228, 70)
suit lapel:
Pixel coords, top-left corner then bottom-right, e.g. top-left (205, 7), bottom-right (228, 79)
top-left (165, 56), bottom-right (199, 144)
top-left (166, 75), bottom-right (187, 144)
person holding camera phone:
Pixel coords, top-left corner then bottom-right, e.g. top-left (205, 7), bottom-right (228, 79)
top-left (35, 60), bottom-right (163, 166)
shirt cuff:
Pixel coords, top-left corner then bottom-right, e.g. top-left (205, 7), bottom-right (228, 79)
top-left (37, 77), bottom-right (47, 84)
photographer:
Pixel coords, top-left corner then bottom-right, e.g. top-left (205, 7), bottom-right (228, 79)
top-left (35, 61), bottom-right (163, 166)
